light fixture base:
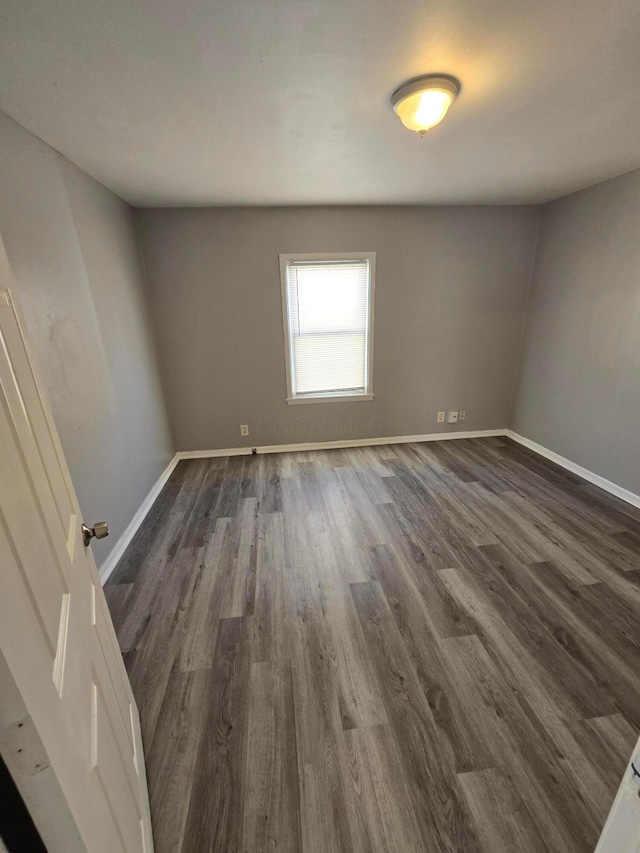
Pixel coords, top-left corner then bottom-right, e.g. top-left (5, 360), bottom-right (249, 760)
top-left (390, 74), bottom-right (460, 111)
top-left (390, 74), bottom-right (460, 135)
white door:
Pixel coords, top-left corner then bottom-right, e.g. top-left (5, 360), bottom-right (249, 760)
top-left (596, 736), bottom-right (640, 852)
top-left (0, 242), bottom-right (153, 852)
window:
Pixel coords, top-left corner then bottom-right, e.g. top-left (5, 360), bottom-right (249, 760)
top-left (280, 253), bottom-right (375, 404)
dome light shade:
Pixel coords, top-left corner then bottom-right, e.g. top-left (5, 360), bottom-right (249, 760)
top-left (391, 76), bottom-right (460, 136)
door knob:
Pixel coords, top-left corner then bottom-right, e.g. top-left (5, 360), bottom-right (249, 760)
top-left (82, 522), bottom-right (109, 547)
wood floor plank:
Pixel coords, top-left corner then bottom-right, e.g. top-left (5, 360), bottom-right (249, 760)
top-left (295, 461), bottom-right (330, 535)
top-left (573, 481), bottom-right (640, 526)
top-left (296, 539), bottom-right (388, 731)
top-left (220, 496), bottom-right (259, 618)
top-left (368, 543), bottom-right (494, 773)
top-left (350, 579), bottom-right (482, 852)
top-left (145, 666), bottom-right (212, 853)
top-left (182, 616), bottom-right (252, 853)
top-left (252, 512), bottom-right (288, 663)
top-left (438, 566), bottom-right (584, 726)
top-left (111, 459), bottom-right (203, 585)
top-left (415, 477), bottom-right (499, 547)
top-left (114, 459), bottom-right (209, 651)
top-left (500, 438), bottom-right (586, 488)
top-left (115, 511), bottom-right (200, 653)
top-left (454, 543), bottom-right (617, 720)
top-left (349, 447), bottom-right (394, 500)
top-left (126, 545), bottom-right (204, 748)
top-left (383, 466), bottom-right (462, 570)
top-left (439, 634), bottom-right (603, 852)
top-left (103, 582), bottom-right (133, 636)
top-left (287, 573), bottom-right (364, 852)
top-left (470, 484), bottom-right (598, 587)
top-left (568, 713), bottom-right (639, 794)
top-left (105, 440), bottom-right (640, 853)
top-left (242, 660), bottom-right (302, 852)
top-left (343, 724), bottom-right (424, 852)
top-left (181, 463), bottom-right (226, 548)
top-left (319, 483), bottom-right (377, 583)
top-left (457, 767), bottom-right (547, 853)
top-left (170, 458), bottom-right (213, 517)
top-left (503, 489), bottom-right (637, 579)
top-left (280, 476), bottom-right (314, 570)
top-left (239, 455), bottom-right (257, 499)
top-left (179, 521), bottom-right (231, 672)
top-left (496, 556), bottom-right (640, 728)
top-left (257, 452), bottom-right (283, 515)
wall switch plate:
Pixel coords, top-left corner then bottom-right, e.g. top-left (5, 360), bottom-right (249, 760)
top-left (447, 411), bottom-right (459, 423)
top-left (459, 410), bottom-right (466, 422)
top-left (437, 411), bottom-right (445, 423)
top-left (240, 424), bottom-right (249, 436)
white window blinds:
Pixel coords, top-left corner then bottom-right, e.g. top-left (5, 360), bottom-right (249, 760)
top-left (283, 258), bottom-right (372, 399)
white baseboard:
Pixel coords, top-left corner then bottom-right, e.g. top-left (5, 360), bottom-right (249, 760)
top-left (177, 429), bottom-right (508, 460)
top-left (98, 453), bottom-right (180, 585)
top-left (506, 430), bottom-right (640, 510)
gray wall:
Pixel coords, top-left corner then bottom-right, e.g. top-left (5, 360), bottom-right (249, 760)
top-left (511, 169), bottom-right (640, 496)
top-left (136, 206), bottom-right (539, 451)
top-left (0, 112), bottom-right (173, 566)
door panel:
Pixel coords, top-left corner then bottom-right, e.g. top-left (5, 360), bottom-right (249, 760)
top-left (0, 248), bottom-right (153, 853)
top-left (93, 590), bottom-right (135, 751)
top-left (0, 391), bottom-right (69, 652)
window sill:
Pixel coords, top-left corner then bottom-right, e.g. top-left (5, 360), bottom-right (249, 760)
top-left (286, 393), bottom-right (374, 406)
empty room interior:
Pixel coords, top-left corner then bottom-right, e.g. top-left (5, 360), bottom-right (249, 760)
top-left (0, 0), bottom-right (639, 851)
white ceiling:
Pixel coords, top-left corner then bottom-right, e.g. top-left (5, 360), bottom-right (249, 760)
top-left (1, 0), bottom-right (640, 206)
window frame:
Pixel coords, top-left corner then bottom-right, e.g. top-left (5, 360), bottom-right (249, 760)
top-left (279, 252), bottom-right (376, 405)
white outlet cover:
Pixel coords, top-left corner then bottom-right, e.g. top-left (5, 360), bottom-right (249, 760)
top-left (447, 411), bottom-right (459, 423)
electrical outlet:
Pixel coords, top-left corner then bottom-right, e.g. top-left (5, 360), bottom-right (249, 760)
top-left (459, 410), bottom-right (466, 422)
top-left (240, 424), bottom-right (249, 436)
top-left (447, 411), bottom-right (459, 424)
top-left (437, 411), bottom-right (445, 423)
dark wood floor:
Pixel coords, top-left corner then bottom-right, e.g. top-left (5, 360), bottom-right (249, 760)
top-left (105, 437), bottom-right (640, 853)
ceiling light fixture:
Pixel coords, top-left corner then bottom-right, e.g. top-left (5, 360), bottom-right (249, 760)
top-left (391, 75), bottom-right (460, 137)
